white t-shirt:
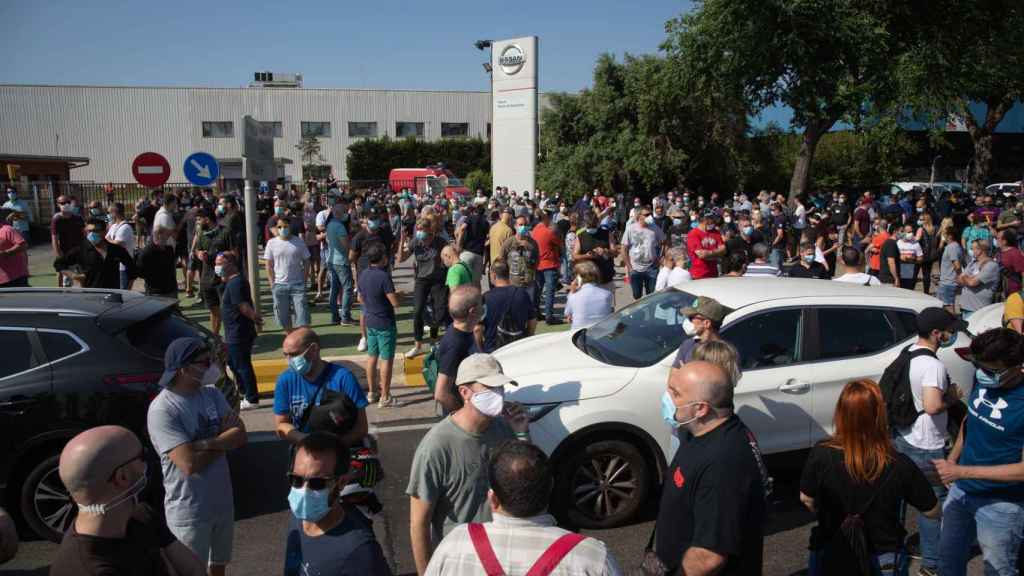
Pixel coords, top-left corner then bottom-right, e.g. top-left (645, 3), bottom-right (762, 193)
top-left (263, 236), bottom-right (310, 285)
top-left (152, 207), bottom-right (176, 246)
top-left (106, 220), bottom-right (135, 251)
top-left (655, 266), bottom-right (672, 291)
top-left (667, 267), bottom-right (692, 286)
top-left (834, 272), bottom-right (881, 286)
top-left (565, 283), bottom-right (614, 330)
top-left (899, 345), bottom-right (949, 450)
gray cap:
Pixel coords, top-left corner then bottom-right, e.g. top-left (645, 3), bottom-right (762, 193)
top-left (455, 353), bottom-right (518, 388)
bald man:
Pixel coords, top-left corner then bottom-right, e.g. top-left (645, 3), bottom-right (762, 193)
top-left (272, 327), bottom-right (369, 447)
top-left (50, 426), bottom-right (205, 576)
top-left (434, 285), bottom-right (484, 413)
top-left (442, 244), bottom-right (472, 290)
top-left (653, 362), bottom-right (770, 576)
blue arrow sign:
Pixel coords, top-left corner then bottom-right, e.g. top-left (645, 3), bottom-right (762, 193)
top-left (183, 152), bottom-right (220, 186)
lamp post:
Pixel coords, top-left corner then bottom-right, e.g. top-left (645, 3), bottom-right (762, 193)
top-left (475, 39), bottom-right (493, 187)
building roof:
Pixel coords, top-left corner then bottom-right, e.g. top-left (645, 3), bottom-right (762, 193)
top-left (0, 153), bottom-right (90, 167)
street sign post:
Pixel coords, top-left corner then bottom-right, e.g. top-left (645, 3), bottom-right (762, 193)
top-left (242, 116), bottom-right (274, 318)
top-left (183, 152), bottom-right (220, 186)
top-left (131, 152), bottom-right (170, 188)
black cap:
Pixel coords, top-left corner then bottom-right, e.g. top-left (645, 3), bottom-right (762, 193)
top-left (915, 307), bottom-right (967, 335)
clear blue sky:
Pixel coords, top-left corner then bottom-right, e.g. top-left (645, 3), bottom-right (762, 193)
top-left (0, 0), bottom-right (791, 125)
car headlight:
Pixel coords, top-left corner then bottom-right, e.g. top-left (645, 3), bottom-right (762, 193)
top-left (524, 403), bottom-right (560, 423)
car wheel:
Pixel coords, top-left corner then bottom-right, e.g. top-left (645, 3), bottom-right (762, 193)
top-left (554, 439), bottom-right (650, 529)
top-left (20, 454), bottom-right (75, 543)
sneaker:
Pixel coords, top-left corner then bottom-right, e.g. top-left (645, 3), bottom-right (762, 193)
top-left (379, 396), bottom-right (400, 408)
top-left (239, 399), bottom-right (259, 411)
top-left (406, 344), bottom-right (424, 358)
top-left (357, 337), bottom-right (367, 352)
top-left (339, 318), bottom-right (357, 327)
top-left (367, 391), bottom-right (378, 404)
top-left (917, 567), bottom-right (938, 576)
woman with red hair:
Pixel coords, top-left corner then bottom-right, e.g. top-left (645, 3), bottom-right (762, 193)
top-left (799, 379), bottom-right (941, 576)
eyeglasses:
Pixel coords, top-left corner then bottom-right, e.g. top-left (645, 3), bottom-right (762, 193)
top-left (108, 448), bottom-right (145, 480)
top-left (286, 473), bottom-right (335, 490)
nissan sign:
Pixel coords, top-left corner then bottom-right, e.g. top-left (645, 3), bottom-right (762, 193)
top-left (499, 44), bottom-right (526, 75)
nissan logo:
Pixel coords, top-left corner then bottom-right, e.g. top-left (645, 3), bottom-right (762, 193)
top-left (499, 44), bottom-right (526, 75)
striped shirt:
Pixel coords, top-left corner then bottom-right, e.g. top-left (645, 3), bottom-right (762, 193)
top-left (424, 513), bottom-right (622, 576)
top-left (743, 262), bottom-right (782, 277)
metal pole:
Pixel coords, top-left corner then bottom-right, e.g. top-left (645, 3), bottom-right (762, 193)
top-left (243, 161), bottom-right (261, 317)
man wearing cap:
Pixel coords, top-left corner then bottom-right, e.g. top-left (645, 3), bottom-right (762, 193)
top-left (686, 211), bottom-right (725, 280)
top-left (891, 307), bottom-right (963, 575)
top-left (50, 426), bottom-right (206, 576)
top-left (673, 296), bottom-right (735, 368)
top-left (146, 337), bottom-right (247, 576)
top-left (408, 352), bottom-right (529, 575)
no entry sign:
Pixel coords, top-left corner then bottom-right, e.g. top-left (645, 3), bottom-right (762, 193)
top-left (131, 152), bottom-right (170, 188)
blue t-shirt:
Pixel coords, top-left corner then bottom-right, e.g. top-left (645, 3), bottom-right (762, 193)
top-left (357, 266), bottom-right (396, 330)
top-left (219, 274), bottom-right (255, 344)
top-left (273, 363), bottom-right (368, 431)
top-left (481, 285), bottom-right (533, 352)
top-left (326, 219), bottom-right (349, 266)
top-left (284, 506), bottom-right (390, 576)
top-left (959, 383), bottom-right (1024, 500)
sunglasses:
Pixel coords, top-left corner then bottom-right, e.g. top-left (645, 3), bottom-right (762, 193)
top-left (109, 448), bottom-right (146, 481)
top-left (286, 473), bottom-right (335, 490)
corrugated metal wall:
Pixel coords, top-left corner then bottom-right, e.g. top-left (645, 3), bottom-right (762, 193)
top-left (0, 85), bottom-right (494, 183)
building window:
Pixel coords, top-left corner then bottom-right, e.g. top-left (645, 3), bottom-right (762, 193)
top-left (301, 122), bottom-right (331, 138)
top-left (396, 122), bottom-right (425, 139)
top-left (348, 122), bottom-right (378, 138)
top-left (267, 122), bottom-right (283, 138)
top-left (202, 121), bottom-right (234, 138)
top-left (441, 122), bottom-right (469, 139)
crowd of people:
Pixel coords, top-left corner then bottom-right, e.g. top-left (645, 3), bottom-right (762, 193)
top-left (4, 179), bottom-right (1024, 575)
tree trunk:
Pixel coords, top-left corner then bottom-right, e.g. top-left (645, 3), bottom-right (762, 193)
top-left (963, 97), bottom-right (1013, 194)
top-left (788, 123), bottom-right (826, 198)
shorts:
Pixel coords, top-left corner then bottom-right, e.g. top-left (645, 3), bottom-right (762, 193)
top-left (937, 283), bottom-right (957, 306)
top-left (202, 285), bottom-right (221, 309)
top-left (366, 325), bottom-right (397, 359)
top-left (169, 515), bottom-right (234, 566)
top-left (307, 244), bottom-right (320, 263)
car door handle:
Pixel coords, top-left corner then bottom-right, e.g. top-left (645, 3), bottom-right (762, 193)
top-left (779, 380), bottom-right (811, 394)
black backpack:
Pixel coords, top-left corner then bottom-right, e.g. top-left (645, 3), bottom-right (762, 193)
top-left (878, 345), bottom-right (934, 430)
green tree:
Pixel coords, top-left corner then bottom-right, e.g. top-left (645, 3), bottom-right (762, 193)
top-left (664, 0), bottom-right (900, 197)
top-left (345, 137), bottom-right (489, 181)
top-left (895, 1), bottom-right (1024, 192)
top-left (296, 135), bottom-right (325, 180)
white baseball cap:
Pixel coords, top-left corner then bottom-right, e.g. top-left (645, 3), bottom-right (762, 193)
top-left (456, 353), bottom-right (518, 388)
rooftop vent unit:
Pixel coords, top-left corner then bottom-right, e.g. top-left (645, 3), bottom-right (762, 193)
top-left (250, 72), bottom-right (303, 88)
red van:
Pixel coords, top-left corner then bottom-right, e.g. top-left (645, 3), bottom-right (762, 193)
top-left (389, 166), bottom-right (470, 200)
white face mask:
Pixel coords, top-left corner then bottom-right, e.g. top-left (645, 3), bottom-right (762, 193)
top-left (78, 464), bottom-right (148, 515)
top-left (189, 363), bottom-right (222, 387)
top-left (470, 388), bottom-right (504, 417)
top-left (682, 317), bottom-right (697, 336)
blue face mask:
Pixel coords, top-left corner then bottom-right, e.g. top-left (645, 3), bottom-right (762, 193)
top-left (585, 227), bottom-right (598, 234)
top-left (661, 391), bottom-right (681, 429)
top-left (289, 344), bottom-right (313, 376)
top-left (368, 219), bottom-right (380, 231)
top-left (275, 207), bottom-right (285, 215)
top-left (743, 226), bottom-right (753, 236)
top-left (517, 225), bottom-right (529, 236)
top-left (87, 231), bottom-right (103, 244)
top-left (414, 230), bottom-right (427, 241)
top-left (287, 486), bottom-right (332, 522)
top-left (939, 331), bottom-right (957, 349)
top-left (672, 218), bottom-right (683, 226)
top-left (975, 367), bottom-right (1006, 389)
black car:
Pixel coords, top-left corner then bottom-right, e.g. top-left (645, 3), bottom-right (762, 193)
top-left (0, 288), bottom-right (237, 542)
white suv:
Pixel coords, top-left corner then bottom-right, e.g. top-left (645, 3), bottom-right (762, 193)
top-left (495, 278), bottom-right (974, 528)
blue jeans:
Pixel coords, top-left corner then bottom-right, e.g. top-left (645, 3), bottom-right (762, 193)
top-left (327, 263), bottom-right (354, 323)
top-left (769, 248), bottom-right (785, 269)
top-left (271, 282), bottom-right (310, 330)
top-left (808, 549), bottom-right (908, 576)
top-left (226, 341), bottom-right (258, 403)
top-left (629, 268), bottom-right (657, 300)
top-left (940, 483), bottom-right (1024, 576)
top-left (536, 268), bottom-right (559, 320)
top-left (892, 435), bottom-right (947, 570)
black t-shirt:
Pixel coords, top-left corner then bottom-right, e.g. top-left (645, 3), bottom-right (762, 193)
top-left (461, 212), bottom-right (490, 255)
top-left (830, 204), bottom-right (850, 227)
top-left (140, 203), bottom-right (159, 229)
top-left (50, 508), bottom-right (173, 576)
top-left (655, 415), bottom-right (769, 575)
top-left (576, 229), bottom-right (615, 284)
top-left (138, 243), bottom-right (178, 295)
top-left (725, 237), bottom-right (750, 258)
top-left (771, 216), bottom-right (789, 248)
top-left (412, 236), bottom-right (447, 282)
top-left (351, 228), bottom-right (395, 272)
top-left (787, 261), bottom-right (830, 280)
top-left (357, 266), bottom-right (396, 330)
top-left (799, 445), bottom-right (937, 558)
top-left (220, 274), bottom-right (256, 344)
top-left (437, 326), bottom-right (478, 409)
top-left (878, 238), bottom-right (901, 284)
top-left (481, 285), bottom-right (534, 352)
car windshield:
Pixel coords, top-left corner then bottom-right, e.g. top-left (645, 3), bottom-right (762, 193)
top-left (574, 288), bottom-right (697, 367)
top-left (446, 177), bottom-right (463, 187)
